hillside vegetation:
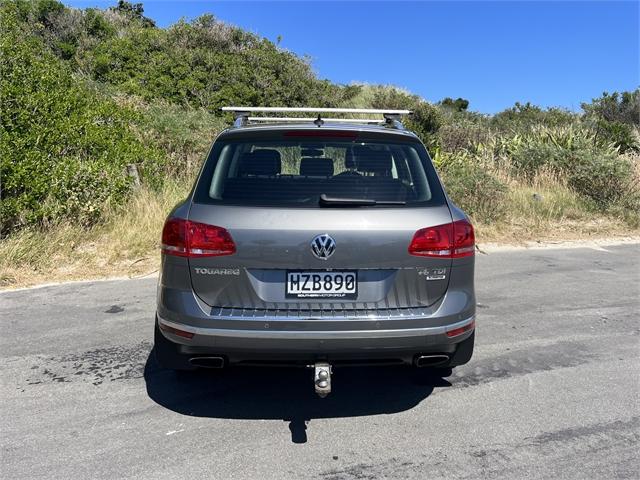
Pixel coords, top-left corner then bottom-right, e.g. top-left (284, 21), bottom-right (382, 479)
top-left (1, 0), bottom-right (639, 287)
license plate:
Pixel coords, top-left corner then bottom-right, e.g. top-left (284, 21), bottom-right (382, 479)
top-left (286, 271), bottom-right (357, 299)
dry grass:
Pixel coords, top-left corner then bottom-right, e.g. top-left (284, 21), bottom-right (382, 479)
top-left (0, 176), bottom-right (637, 289)
top-left (478, 169), bottom-right (637, 242)
top-left (0, 180), bottom-right (190, 288)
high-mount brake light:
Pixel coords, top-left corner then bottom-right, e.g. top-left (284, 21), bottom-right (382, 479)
top-left (161, 218), bottom-right (236, 258)
top-left (408, 219), bottom-right (475, 258)
top-left (283, 130), bottom-right (358, 138)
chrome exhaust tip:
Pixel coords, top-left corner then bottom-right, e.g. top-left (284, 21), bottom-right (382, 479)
top-left (414, 354), bottom-right (449, 368)
top-left (189, 356), bottom-right (225, 369)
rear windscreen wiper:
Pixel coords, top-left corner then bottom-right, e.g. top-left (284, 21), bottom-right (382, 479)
top-left (319, 194), bottom-right (406, 207)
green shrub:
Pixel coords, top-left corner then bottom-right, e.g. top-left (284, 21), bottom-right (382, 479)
top-left (509, 141), bottom-right (561, 177)
top-left (582, 89), bottom-right (640, 127)
top-left (439, 97), bottom-right (469, 112)
top-left (85, 8), bottom-right (116, 38)
top-left (437, 153), bottom-right (508, 223)
top-left (55, 40), bottom-right (76, 59)
top-left (593, 120), bottom-right (638, 153)
top-left (567, 151), bottom-right (635, 208)
top-left (502, 126), bottom-right (636, 209)
top-left (370, 86), bottom-right (419, 110)
top-left (34, 0), bottom-right (64, 24)
top-left (369, 86), bottom-right (443, 151)
top-left (110, 0), bottom-right (155, 28)
top-left (437, 121), bottom-right (492, 153)
top-left (406, 102), bottom-right (443, 152)
top-left (581, 90), bottom-right (639, 153)
top-left (491, 102), bottom-right (577, 132)
top-left (0, 4), bottom-right (162, 235)
top-left (136, 102), bottom-right (227, 177)
top-left (76, 12), bottom-right (357, 110)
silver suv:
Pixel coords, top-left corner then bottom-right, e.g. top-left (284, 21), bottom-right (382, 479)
top-left (155, 107), bottom-right (475, 396)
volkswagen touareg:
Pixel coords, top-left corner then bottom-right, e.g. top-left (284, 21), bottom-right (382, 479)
top-left (155, 107), bottom-right (475, 396)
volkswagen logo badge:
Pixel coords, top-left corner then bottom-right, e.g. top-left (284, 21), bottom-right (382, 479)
top-left (311, 234), bottom-right (336, 260)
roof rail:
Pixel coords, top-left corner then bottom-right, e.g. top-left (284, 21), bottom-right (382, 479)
top-left (221, 106), bottom-right (412, 129)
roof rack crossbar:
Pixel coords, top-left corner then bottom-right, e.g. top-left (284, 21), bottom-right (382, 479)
top-left (247, 116), bottom-right (384, 124)
top-left (223, 106), bottom-right (412, 129)
top-left (222, 106), bottom-right (412, 115)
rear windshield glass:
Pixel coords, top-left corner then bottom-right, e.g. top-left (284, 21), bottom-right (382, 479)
top-left (193, 136), bottom-right (445, 208)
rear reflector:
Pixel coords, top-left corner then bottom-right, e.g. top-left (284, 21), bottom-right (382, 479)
top-left (408, 219), bottom-right (475, 258)
top-left (159, 323), bottom-right (195, 339)
top-left (161, 218), bottom-right (236, 258)
top-left (446, 319), bottom-right (475, 338)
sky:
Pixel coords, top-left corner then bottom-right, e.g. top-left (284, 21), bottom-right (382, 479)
top-left (64, 1), bottom-right (639, 114)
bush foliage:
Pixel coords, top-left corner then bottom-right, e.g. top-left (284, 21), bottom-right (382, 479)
top-left (1, 0), bottom-right (639, 236)
top-left (0, 4), bottom-right (163, 234)
top-left (436, 153), bottom-right (508, 223)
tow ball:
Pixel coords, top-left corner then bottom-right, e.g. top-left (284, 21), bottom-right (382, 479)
top-left (312, 362), bottom-right (332, 397)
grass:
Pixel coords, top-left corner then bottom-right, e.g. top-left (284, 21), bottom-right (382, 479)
top-left (476, 166), bottom-right (638, 242)
top-left (0, 180), bottom-right (191, 288)
top-left (477, 185), bottom-right (632, 243)
top-left (1, 174), bottom-right (637, 288)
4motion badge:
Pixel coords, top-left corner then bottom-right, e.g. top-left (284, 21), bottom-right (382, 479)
top-left (417, 267), bottom-right (447, 280)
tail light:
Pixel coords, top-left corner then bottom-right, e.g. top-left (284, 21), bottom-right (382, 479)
top-left (408, 219), bottom-right (475, 258)
top-left (161, 218), bottom-right (236, 258)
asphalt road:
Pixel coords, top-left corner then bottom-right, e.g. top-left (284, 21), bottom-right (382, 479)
top-left (1, 244), bottom-right (639, 479)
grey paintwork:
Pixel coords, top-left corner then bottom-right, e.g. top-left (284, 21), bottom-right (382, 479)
top-left (156, 122), bottom-right (475, 364)
top-left (187, 203), bottom-right (454, 308)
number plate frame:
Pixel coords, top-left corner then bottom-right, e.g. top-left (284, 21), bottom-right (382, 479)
top-left (285, 270), bottom-right (358, 299)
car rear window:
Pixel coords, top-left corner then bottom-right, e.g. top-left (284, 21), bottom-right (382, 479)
top-left (193, 134), bottom-right (446, 208)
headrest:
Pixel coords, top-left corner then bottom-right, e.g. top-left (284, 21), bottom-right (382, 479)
top-left (346, 146), bottom-right (392, 174)
top-left (239, 149), bottom-right (281, 176)
top-left (301, 148), bottom-right (324, 157)
top-left (300, 157), bottom-right (334, 177)
top-left (345, 149), bottom-right (357, 169)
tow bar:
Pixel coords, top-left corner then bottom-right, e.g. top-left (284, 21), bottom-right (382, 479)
top-left (312, 362), bottom-right (332, 397)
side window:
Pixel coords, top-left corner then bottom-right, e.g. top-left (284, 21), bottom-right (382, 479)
top-left (391, 154), bottom-right (399, 179)
top-left (209, 145), bottom-right (235, 198)
top-left (405, 147), bottom-right (431, 201)
top-left (390, 146), bottom-right (413, 186)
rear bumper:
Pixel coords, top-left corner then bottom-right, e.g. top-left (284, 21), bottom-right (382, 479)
top-left (157, 311), bottom-right (474, 366)
top-left (157, 313), bottom-right (474, 340)
top-left (156, 272), bottom-right (475, 363)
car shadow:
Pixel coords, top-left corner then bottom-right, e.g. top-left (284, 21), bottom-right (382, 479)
top-left (143, 349), bottom-right (451, 443)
